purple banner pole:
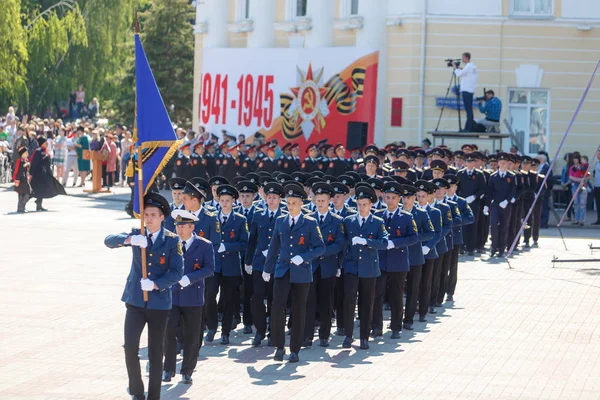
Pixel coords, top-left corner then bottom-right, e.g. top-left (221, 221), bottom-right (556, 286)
top-left (505, 60), bottom-right (600, 263)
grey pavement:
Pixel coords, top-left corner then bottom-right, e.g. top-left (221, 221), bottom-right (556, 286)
top-left (0, 188), bottom-right (599, 400)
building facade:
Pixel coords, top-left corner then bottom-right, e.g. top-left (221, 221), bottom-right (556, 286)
top-left (192, 0), bottom-right (600, 160)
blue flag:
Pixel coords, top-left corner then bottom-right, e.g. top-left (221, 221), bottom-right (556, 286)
top-left (133, 34), bottom-right (181, 217)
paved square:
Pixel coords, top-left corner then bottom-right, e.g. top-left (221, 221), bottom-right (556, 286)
top-left (0, 188), bottom-right (599, 400)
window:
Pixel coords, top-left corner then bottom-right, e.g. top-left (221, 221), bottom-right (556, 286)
top-left (507, 89), bottom-right (549, 155)
top-left (340, 0), bottom-right (359, 17)
top-left (235, 0), bottom-right (250, 21)
top-left (287, 0), bottom-right (307, 19)
top-left (511, 0), bottom-right (553, 16)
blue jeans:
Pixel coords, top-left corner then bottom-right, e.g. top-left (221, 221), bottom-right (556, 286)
top-left (572, 186), bottom-right (588, 223)
top-left (462, 91), bottom-right (474, 132)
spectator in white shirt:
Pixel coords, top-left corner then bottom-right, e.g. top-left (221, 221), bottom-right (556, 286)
top-left (453, 52), bottom-right (478, 132)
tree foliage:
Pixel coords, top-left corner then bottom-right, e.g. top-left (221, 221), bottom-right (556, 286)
top-left (0, 0), bottom-right (29, 110)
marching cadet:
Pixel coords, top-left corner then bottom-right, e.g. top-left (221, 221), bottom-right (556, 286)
top-left (238, 145), bottom-right (258, 175)
top-left (331, 181), bottom-right (356, 217)
top-left (476, 152), bottom-right (492, 254)
top-left (256, 144), bottom-right (279, 174)
top-left (521, 156), bottom-right (536, 248)
top-left (414, 149), bottom-right (426, 177)
top-left (277, 143), bottom-right (292, 174)
top-left (217, 143), bottom-right (240, 182)
top-left (181, 180), bottom-right (220, 242)
top-left (163, 177), bottom-right (186, 232)
top-left (205, 185), bottom-right (248, 345)
top-left (342, 185), bottom-right (389, 350)
top-left (207, 176), bottom-right (228, 211)
top-left (528, 158), bottom-right (547, 248)
top-left (364, 178), bottom-right (387, 211)
top-left (245, 182), bottom-right (287, 347)
top-left (301, 143), bottom-right (323, 173)
top-left (457, 153), bottom-right (486, 255)
top-left (13, 146), bottom-right (31, 213)
top-left (190, 141), bottom-right (210, 181)
top-left (303, 182), bottom-right (345, 347)
top-left (411, 180), bottom-right (442, 323)
top-left (364, 155), bottom-right (382, 178)
top-left (401, 184), bottom-right (436, 330)
top-left (175, 143), bottom-right (193, 181)
top-left (263, 183), bottom-right (325, 363)
top-left (204, 142), bottom-right (218, 177)
top-left (443, 175), bottom-right (474, 302)
top-left (163, 210), bottom-right (214, 385)
top-left (326, 144), bottom-right (350, 177)
top-left (371, 182), bottom-right (419, 339)
top-left (395, 149), bottom-right (419, 182)
top-left (484, 152), bottom-right (516, 257)
top-left (104, 193), bottom-right (183, 400)
top-left (429, 177), bottom-right (454, 314)
top-left (507, 155), bottom-right (526, 250)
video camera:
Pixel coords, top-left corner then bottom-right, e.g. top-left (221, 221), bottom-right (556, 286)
top-left (476, 87), bottom-right (487, 102)
top-left (445, 58), bottom-right (461, 68)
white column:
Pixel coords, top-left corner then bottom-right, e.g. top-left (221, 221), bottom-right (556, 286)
top-left (356, 1), bottom-right (388, 146)
top-left (247, 0), bottom-right (276, 47)
top-left (203, 0), bottom-right (230, 48)
top-left (305, 0), bottom-right (335, 48)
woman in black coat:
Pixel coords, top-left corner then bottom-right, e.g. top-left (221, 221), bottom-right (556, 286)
top-left (30, 137), bottom-right (66, 211)
top-left (13, 147), bottom-right (32, 213)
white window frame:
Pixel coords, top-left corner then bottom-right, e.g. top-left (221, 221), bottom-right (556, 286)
top-left (340, 0), bottom-right (360, 18)
top-left (234, 0), bottom-right (250, 21)
top-left (286, 0), bottom-right (307, 20)
top-left (510, 0), bottom-right (553, 17)
top-left (506, 88), bottom-right (551, 156)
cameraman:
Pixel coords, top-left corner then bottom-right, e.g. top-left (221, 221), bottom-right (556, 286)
top-left (453, 52), bottom-right (478, 132)
top-left (476, 90), bottom-right (502, 133)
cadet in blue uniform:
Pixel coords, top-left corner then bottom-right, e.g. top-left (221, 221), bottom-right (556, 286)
top-left (163, 177), bottom-right (186, 233)
top-left (245, 182), bottom-right (287, 347)
top-left (304, 183), bottom-right (345, 347)
top-left (402, 184), bottom-right (436, 330)
top-left (456, 153), bottom-right (486, 255)
top-left (163, 210), bottom-right (214, 385)
top-left (207, 176), bottom-right (229, 211)
top-left (104, 193), bottom-right (183, 400)
top-left (205, 184), bottom-right (248, 345)
top-left (371, 182), bottom-right (419, 339)
top-left (484, 152), bottom-right (517, 257)
top-left (342, 186), bottom-right (389, 350)
top-left (181, 180), bottom-right (220, 244)
top-left (263, 184), bottom-right (325, 363)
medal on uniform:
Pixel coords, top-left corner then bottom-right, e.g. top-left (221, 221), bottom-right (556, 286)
top-left (199, 231), bottom-right (205, 237)
top-left (230, 230), bottom-right (235, 239)
top-left (396, 229), bottom-right (401, 236)
top-left (298, 236), bottom-right (305, 245)
top-left (160, 256), bottom-right (166, 265)
top-left (327, 233), bottom-right (333, 242)
top-left (194, 262), bottom-right (201, 270)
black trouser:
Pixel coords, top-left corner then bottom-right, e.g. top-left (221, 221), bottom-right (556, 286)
top-left (35, 197), bottom-right (43, 209)
top-left (490, 204), bottom-right (512, 252)
top-left (271, 272), bottom-right (310, 353)
top-left (594, 187), bottom-right (600, 222)
top-left (251, 270), bottom-right (273, 337)
top-left (436, 250), bottom-right (454, 305)
top-left (523, 194), bottom-right (535, 242)
top-left (464, 201), bottom-right (480, 252)
top-left (476, 205), bottom-right (487, 250)
top-left (343, 274), bottom-right (376, 340)
top-left (404, 265), bottom-right (422, 324)
top-left (17, 193), bottom-right (30, 212)
top-left (462, 91), bottom-right (474, 132)
top-left (242, 266), bottom-right (253, 326)
top-left (532, 202), bottom-right (543, 242)
top-left (205, 274), bottom-right (240, 336)
top-left (164, 305), bottom-right (203, 375)
top-left (430, 252), bottom-right (446, 307)
top-left (102, 164), bottom-right (107, 187)
top-left (335, 273), bottom-right (345, 330)
top-left (124, 304), bottom-right (170, 400)
top-left (446, 245), bottom-right (461, 297)
top-left (304, 268), bottom-right (336, 341)
top-left (372, 271), bottom-right (407, 332)
top-left (419, 259), bottom-right (435, 318)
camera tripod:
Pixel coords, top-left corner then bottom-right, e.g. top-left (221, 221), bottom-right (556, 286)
top-left (435, 67), bottom-right (462, 132)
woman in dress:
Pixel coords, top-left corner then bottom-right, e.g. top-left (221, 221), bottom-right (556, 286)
top-left (53, 128), bottom-right (67, 181)
top-left (74, 128), bottom-right (91, 187)
top-left (101, 133), bottom-right (119, 188)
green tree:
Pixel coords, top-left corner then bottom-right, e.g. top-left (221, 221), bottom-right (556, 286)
top-left (0, 0), bottom-right (28, 113)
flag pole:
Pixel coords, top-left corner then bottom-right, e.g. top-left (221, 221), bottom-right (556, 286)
top-left (134, 15), bottom-right (149, 302)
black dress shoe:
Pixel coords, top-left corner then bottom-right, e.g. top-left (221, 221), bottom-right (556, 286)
top-left (252, 333), bottom-right (264, 347)
top-left (490, 249), bottom-right (497, 257)
top-left (434, 303), bottom-right (443, 308)
top-left (302, 338), bottom-right (312, 348)
top-left (446, 295), bottom-right (454, 302)
top-left (390, 330), bottom-right (401, 339)
top-left (429, 306), bottom-right (437, 314)
top-left (181, 374), bottom-right (193, 384)
top-left (467, 251), bottom-right (474, 256)
top-left (370, 328), bottom-right (383, 338)
top-left (419, 316), bottom-right (427, 322)
top-left (498, 251), bottom-right (505, 257)
top-left (342, 336), bottom-right (352, 348)
top-left (274, 348), bottom-right (285, 361)
top-left (162, 370), bottom-right (175, 382)
top-left (532, 242), bottom-right (539, 247)
top-left (205, 329), bottom-right (216, 342)
top-left (243, 325), bottom-right (253, 334)
top-left (319, 338), bottom-right (330, 347)
top-left (403, 322), bottom-right (413, 330)
top-left (220, 334), bottom-right (229, 345)
top-left (524, 242), bottom-right (530, 248)
top-left (336, 328), bottom-right (345, 336)
top-left (359, 339), bottom-right (369, 350)
top-left (36, 207), bottom-right (48, 212)
top-left (288, 352), bottom-right (299, 363)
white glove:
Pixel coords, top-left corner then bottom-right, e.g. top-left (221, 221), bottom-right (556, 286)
top-left (510, 197), bottom-right (516, 204)
top-left (466, 195), bottom-right (476, 204)
top-left (352, 236), bottom-right (367, 245)
top-left (483, 206), bottom-right (490, 216)
top-left (262, 271), bottom-right (271, 282)
top-left (336, 269), bottom-right (341, 278)
top-left (130, 235), bottom-right (148, 248)
top-left (262, 249), bottom-right (268, 257)
top-left (218, 243), bottom-right (226, 253)
top-left (387, 240), bottom-right (395, 250)
top-left (291, 255), bottom-right (303, 265)
top-left (499, 200), bottom-right (508, 209)
top-left (140, 278), bottom-right (154, 291)
top-left (422, 246), bottom-right (430, 255)
top-left (245, 265), bottom-right (253, 274)
top-left (179, 275), bottom-right (191, 288)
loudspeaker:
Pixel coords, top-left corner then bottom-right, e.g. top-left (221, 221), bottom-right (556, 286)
top-left (346, 121), bottom-right (369, 150)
